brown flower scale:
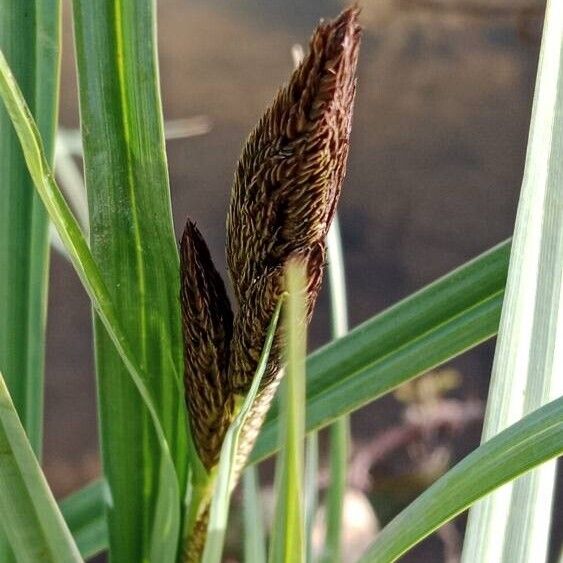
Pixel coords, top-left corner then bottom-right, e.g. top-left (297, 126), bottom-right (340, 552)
top-left (180, 220), bottom-right (234, 470)
top-left (180, 7), bottom-right (361, 559)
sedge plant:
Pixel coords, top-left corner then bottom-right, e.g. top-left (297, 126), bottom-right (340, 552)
top-left (0, 3), bottom-right (562, 563)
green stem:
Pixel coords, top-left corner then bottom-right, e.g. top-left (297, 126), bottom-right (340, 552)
top-left (244, 466), bottom-right (267, 563)
top-left (324, 418), bottom-right (349, 562)
top-left (323, 217), bottom-right (350, 562)
top-left (304, 432), bottom-right (319, 562)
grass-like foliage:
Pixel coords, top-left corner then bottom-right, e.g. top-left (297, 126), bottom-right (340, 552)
top-left (0, 3), bottom-right (561, 563)
top-left (0, 372), bottom-right (81, 562)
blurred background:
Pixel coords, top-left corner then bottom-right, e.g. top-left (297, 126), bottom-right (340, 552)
top-left (44, 0), bottom-right (560, 561)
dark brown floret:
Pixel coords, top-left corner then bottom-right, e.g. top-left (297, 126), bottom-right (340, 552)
top-left (180, 220), bottom-right (234, 469)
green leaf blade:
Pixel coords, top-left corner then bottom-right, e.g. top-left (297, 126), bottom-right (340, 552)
top-left (250, 241), bottom-right (509, 463)
top-left (0, 2), bottom-right (60, 559)
top-left (358, 396), bottom-right (563, 563)
top-left (243, 467), bottom-right (267, 563)
top-left (0, 36), bottom-right (180, 563)
top-left (0, 0), bottom-right (60, 473)
top-left (71, 1), bottom-right (188, 560)
top-left (322, 217), bottom-right (350, 563)
top-left (60, 481), bottom-right (108, 560)
top-left (463, 2), bottom-right (563, 561)
top-left (304, 433), bottom-right (319, 563)
top-left (0, 372), bottom-right (82, 563)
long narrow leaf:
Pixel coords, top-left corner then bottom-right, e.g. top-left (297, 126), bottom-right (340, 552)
top-left (202, 297), bottom-right (285, 563)
top-left (60, 481), bottom-right (108, 560)
top-left (70, 2), bottom-right (189, 560)
top-left (463, 2), bottom-right (563, 561)
top-left (0, 0), bottom-right (60, 454)
top-left (323, 217), bottom-right (350, 563)
top-left (60, 238), bottom-right (511, 547)
top-left (359, 396), bottom-right (563, 563)
top-left (244, 467), bottom-right (267, 563)
top-left (323, 419), bottom-right (348, 563)
top-left (0, 2), bottom-right (60, 557)
top-left (304, 433), bottom-right (319, 563)
top-left (0, 372), bottom-right (81, 562)
top-left (250, 239), bottom-right (509, 463)
top-left (269, 262), bottom-right (307, 563)
top-left (0, 47), bottom-right (180, 563)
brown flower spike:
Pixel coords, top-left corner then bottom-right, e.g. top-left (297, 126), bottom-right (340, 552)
top-left (226, 7), bottom-right (361, 466)
top-left (180, 220), bottom-right (234, 469)
top-left (181, 7), bottom-right (360, 559)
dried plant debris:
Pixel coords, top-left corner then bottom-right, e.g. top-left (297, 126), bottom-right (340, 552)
top-left (180, 1), bottom-right (360, 493)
